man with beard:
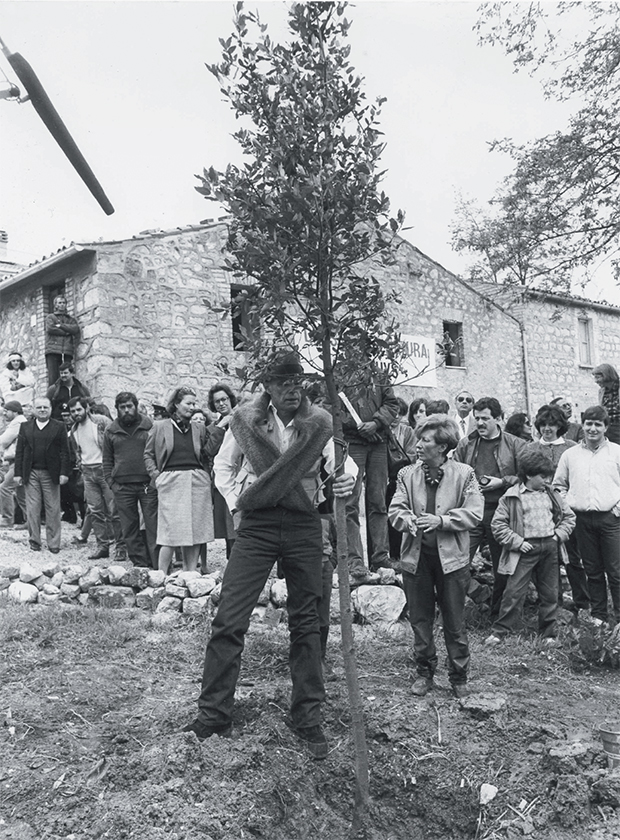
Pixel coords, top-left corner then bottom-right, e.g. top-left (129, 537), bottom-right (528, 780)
top-left (68, 396), bottom-right (126, 561)
top-left (103, 392), bottom-right (158, 568)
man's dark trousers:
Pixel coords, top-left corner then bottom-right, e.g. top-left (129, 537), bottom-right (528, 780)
top-left (197, 507), bottom-right (324, 728)
top-left (112, 482), bottom-right (158, 567)
top-left (574, 510), bottom-right (620, 622)
top-left (346, 440), bottom-right (390, 573)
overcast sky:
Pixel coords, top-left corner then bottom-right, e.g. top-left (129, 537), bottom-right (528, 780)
top-left (1, 0), bottom-right (618, 304)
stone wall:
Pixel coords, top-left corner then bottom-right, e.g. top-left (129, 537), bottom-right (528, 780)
top-left (0, 252), bottom-right (93, 404)
top-left (372, 242), bottom-right (527, 413)
top-left (2, 223), bottom-right (619, 421)
top-left (75, 225), bottom-right (237, 407)
top-left (473, 283), bottom-right (620, 417)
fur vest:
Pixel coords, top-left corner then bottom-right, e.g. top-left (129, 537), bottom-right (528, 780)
top-left (230, 392), bottom-right (332, 513)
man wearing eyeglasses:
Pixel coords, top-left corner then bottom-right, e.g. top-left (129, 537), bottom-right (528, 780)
top-left (453, 390), bottom-right (476, 439)
top-left (184, 353), bottom-right (357, 759)
top-left (549, 397), bottom-right (584, 443)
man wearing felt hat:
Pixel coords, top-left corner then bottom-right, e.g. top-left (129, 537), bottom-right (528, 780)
top-left (0, 352), bottom-right (36, 409)
top-left (184, 352), bottom-right (358, 759)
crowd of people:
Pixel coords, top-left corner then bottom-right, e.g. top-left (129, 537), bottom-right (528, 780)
top-left (0, 345), bottom-right (618, 758)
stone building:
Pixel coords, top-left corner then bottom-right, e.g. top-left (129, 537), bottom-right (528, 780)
top-left (0, 220), bottom-right (617, 418)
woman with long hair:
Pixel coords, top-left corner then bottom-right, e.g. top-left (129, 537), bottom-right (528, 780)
top-left (407, 397), bottom-right (427, 430)
top-left (144, 386), bottom-right (214, 574)
top-left (0, 352), bottom-right (35, 408)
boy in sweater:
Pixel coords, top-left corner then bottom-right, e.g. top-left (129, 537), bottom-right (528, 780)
top-left (485, 449), bottom-right (575, 645)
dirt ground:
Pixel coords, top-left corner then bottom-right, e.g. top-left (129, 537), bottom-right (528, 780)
top-left (1, 526), bottom-right (620, 840)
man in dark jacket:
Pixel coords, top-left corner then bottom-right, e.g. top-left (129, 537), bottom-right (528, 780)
top-left (453, 396), bottom-right (528, 619)
top-left (45, 294), bottom-right (80, 385)
top-left (103, 392), bottom-right (158, 568)
top-left (46, 362), bottom-right (91, 420)
top-left (341, 378), bottom-right (399, 577)
top-left (14, 397), bottom-right (70, 552)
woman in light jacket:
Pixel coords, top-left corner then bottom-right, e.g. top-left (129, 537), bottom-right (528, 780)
top-left (144, 386), bottom-right (214, 574)
top-left (389, 414), bottom-right (483, 699)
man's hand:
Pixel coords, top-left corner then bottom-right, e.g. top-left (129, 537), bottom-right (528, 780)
top-left (520, 541), bottom-right (533, 553)
top-left (333, 472), bottom-right (356, 498)
top-left (358, 420), bottom-right (378, 439)
top-left (416, 513), bottom-right (442, 532)
top-left (59, 475), bottom-right (69, 486)
top-left (481, 476), bottom-right (504, 493)
top-left (14, 476), bottom-right (22, 487)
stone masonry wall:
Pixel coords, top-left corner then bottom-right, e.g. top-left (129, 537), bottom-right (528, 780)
top-left (372, 242), bottom-right (527, 413)
top-left (0, 254), bottom-right (92, 405)
top-left (75, 225), bottom-right (238, 408)
top-left (473, 282), bottom-right (620, 418)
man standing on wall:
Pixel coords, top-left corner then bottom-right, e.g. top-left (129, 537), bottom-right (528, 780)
top-left (47, 363), bottom-right (91, 420)
top-left (453, 396), bottom-right (528, 620)
top-left (14, 396), bottom-right (70, 553)
top-left (103, 392), bottom-right (158, 568)
top-left (341, 374), bottom-right (399, 578)
top-left (45, 295), bottom-right (80, 386)
top-left (68, 396), bottom-right (126, 562)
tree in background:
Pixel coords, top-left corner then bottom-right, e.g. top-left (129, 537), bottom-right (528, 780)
top-left (453, 2), bottom-right (620, 291)
top-left (196, 2), bottom-right (405, 828)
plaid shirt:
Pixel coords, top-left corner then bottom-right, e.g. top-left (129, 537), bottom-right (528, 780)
top-left (602, 385), bottom-right (620, 425)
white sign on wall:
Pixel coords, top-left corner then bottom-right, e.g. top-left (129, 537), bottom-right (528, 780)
top-left (396, 334), bottom-right (437, 388)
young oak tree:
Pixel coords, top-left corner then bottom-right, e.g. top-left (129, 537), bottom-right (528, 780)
top-left (454, 2), bottom-right (620, 290)
top-left (196, 1), bottom-right (406, 826)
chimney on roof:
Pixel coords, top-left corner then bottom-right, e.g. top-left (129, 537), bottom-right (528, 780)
top-left (0, 231), bottom-right (7, 261)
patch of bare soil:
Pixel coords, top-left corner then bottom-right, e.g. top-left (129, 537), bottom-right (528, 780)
top-left (1, 538), bottom-right (619, 839)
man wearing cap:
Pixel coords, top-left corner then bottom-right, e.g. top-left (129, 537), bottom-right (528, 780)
top-left (0, 400), bottom-right (28, 528)
top-left (184, 354), bottom-right (357, 759)
top-left (14, 397), bottom-right (70, 553)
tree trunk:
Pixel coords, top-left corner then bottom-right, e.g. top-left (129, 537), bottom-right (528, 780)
top-left (324, 369), bottom-right (370, 830)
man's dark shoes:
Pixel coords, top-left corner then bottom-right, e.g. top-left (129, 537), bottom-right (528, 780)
top-left (29, 540), bottom-right (41, 552)
top-left (182, 719), bottom-right (232, 741)
top-left (452, 683), bottom-right (470, 699)
top-left (72, 536), bottom-right (88, 545)
top-left (285, 719), bottom-right (328, 760)
top-left (49, 547), bottom-right (60, 554)
top-left (411, 676), bottom-right (433, 696)
top-left (89, 546), bottom-right (110, 560)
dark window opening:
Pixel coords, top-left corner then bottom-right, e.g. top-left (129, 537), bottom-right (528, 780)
top-left (47, 283), bottom-right (66, 314)
top-left (442, 321), bottom-right (465, 367)
top-left (231, 284), bottom-right (260, 351)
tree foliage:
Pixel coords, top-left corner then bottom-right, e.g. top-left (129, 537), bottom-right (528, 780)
top-left (196, 1), bottom-right (405, 386)
top-left (454, 2), bottom-right (620, 288)
top-left (196, 4), bottom-right (406, 825)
